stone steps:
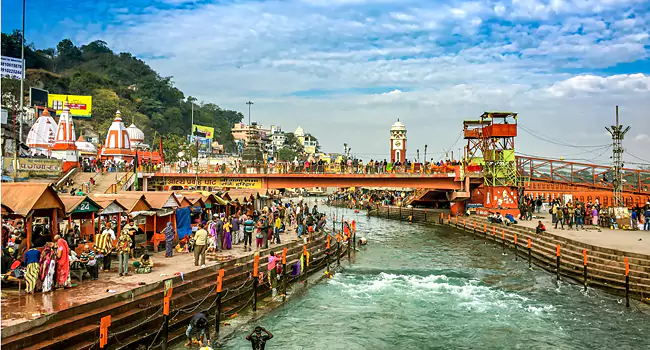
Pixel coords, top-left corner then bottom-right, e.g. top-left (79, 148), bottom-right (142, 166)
top-left (4, 235), bottom-right (334, 350)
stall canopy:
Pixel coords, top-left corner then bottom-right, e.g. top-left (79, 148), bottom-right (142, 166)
top-left (1, 183), bottom-right (65, 217)
top-left (60, 195), bottom-right (101, 216)
top-left (90, 193), bottom-right (152, 213)
top-left (92, 198), bottom-right (128, 216)
top-left (1, 183), bottom-right (65, 248)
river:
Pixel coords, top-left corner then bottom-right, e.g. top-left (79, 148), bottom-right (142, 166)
top-left (204, 205), bottom-right (650, 349)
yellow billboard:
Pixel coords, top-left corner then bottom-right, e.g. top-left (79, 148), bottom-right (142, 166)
top-left (150, 177), bottom-right (261, 189)
top-left (48, 94), bottom-right (92, 118)
top-left (192, 124), bottom-right (215, 138)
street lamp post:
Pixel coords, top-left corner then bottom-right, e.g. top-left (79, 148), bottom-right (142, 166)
top-left (246, 101), bottom-right (254, 127)
top-left (424, 144), bottom-right (428, 164)
top-left (19, 0), bottom-right (25, 143)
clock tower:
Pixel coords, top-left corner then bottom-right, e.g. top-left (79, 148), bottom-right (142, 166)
top-left (390, 119), bottom-right (407, 163)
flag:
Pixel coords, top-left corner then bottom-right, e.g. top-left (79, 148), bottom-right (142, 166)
top-left (159, 135), bottom-right (165, 164)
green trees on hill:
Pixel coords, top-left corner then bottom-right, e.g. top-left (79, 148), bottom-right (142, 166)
top-left (0, 31), bottom-right (243, 154)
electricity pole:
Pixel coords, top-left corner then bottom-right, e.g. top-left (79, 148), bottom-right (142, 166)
top-left (19, 0), bottom-right (25, 143)
top-left (605, 105), bottom-right (630, 207)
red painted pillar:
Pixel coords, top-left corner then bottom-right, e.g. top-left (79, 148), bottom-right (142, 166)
top-left (449, 202), bottom-right (466, 217)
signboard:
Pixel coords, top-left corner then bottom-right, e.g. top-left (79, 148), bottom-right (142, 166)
top-left (150, 177), bottom-right (262, 189)
top-left (48, 94), bottom-right (93, 118)
top-left (30, 87), bottom-right (49, 107)
top-left (1, 56), bottom-right (23, 79)
top-left (192, 124), bottom-right (214, 138)
top-left (19, 158), bottom-right (63, 176)
top-left (189, 135), bottom-right (212, 154)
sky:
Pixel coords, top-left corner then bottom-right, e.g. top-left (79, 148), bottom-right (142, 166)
top-left (2, 0), bottom-right (650, 165)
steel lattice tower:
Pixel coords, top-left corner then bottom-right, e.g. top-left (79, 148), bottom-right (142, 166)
top-left (605, 105), bottom-right (630, 208)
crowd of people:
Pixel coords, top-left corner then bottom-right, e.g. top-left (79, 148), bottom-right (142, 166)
top-left (162, 157), bottom-right (478, 176)
top-left (327, 189), bottom-right (411, 209)
top-left (167, 199), bottom-right (331, 268)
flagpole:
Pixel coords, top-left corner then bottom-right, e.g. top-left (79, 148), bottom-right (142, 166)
top-left (134, 148), bottom-right (139, 190)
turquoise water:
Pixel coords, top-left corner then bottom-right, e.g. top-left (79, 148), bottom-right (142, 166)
top-left (216, 207), bottom-right (650, 349)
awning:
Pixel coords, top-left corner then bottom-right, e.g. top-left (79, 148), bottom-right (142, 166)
top-left (131, 210), bottom-right (157, 217)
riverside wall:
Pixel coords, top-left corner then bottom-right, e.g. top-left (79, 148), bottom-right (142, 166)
top-left (2, 233), bottom-right (344, 350)
top-left (369, 205), bottom-right (650, 301)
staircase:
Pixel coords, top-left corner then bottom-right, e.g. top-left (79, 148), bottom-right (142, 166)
top-left (59, 171), bottom-right (130, 194)
top-left (404, 188), bottom-right (430, 206)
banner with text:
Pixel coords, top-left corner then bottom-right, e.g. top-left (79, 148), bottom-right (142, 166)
top-left (1, 56), bottom-right (23, 79)
top-left (48, 94), bottom-right (93, 118)
top-left (192, 124), bottom-right (215, 138)
top-left (150, 177), bottom-right (261, 189)
top-left (2, 157), bottom-right (62, 177)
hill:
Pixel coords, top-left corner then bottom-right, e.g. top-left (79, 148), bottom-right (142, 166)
top-left (1, 30), bottom-right (243, 158)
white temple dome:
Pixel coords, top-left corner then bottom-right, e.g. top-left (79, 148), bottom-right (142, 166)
top-left (391, 119), bottom-right (406, 131)
top-left (101, 110), bottom-right (133, 157)
top-left (27, 109), bottom-right (57, 150)
top-left (127, 123), bottom-right (145, 147)
top-left (75, 135), bottom-right (97, 154)
top-left (295, 125), bottom-right (304, 137)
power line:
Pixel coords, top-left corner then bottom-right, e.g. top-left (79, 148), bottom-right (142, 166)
top-left (518, 125), bottom-right (610, 149)
top-left (625, 151), bottom-right (650, 165)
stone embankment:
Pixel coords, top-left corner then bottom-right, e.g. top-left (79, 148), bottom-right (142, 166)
top-left (2, 234), bottom-right (342, 350)
top-left (369, 206), bottom-right (650, 300)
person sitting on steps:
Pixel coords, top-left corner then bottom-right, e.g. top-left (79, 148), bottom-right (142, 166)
top-left (536, 221), bottom-right (546, 234)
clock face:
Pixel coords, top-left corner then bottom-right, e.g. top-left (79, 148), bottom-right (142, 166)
top-left (393, 140), bottom-right (403, 150)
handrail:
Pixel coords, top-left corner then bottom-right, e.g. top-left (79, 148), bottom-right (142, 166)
top-left (105, 168), bottom-right (135, 194)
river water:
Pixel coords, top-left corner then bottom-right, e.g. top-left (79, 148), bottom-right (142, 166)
top-left (213, 205), bottom-right (649, 349)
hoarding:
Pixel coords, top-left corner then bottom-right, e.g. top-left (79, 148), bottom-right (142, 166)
top-left (2, 157), bottom-right (63, 177)
top-left (30, 87), bottom-right (49, 107)
top-left (1, 56), bottom-right (23, 79)
top-left (192, 124), bottom-right (214, 138)
top-left (150, 177), bottom-right (262, 189)
top-left (48, 94), bottom-right (93, 118)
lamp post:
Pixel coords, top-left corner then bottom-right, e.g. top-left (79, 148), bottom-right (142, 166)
top-left (246, 101), bottom-right (254, 127)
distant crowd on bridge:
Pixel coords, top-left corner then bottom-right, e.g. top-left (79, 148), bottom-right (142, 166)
top-left (154, 158), bottom-right (482, 175)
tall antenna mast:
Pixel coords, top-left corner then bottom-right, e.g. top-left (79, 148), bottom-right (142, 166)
top-left (605, 105), bottom-right (630, 207)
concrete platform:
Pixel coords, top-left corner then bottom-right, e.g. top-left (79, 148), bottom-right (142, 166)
top-left (0, 228), bottom-right (300, 330)
top-left (512, 214), bottom-right (650, 256)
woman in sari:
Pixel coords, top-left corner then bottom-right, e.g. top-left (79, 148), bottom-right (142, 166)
top-left (223, 219), bottom-right (232, 250)
top-left (24, 247), bottom-right (41, 293)
top-left (591, 207), bottom-right (599, 225)
top-left (163, 222), bottom-right (175, 258)
top-left (39, 242), bottom-right (56, 292)
top-left (54, 235), bottom-right (71, 289)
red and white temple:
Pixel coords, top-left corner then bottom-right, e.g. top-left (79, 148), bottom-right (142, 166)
top-left (100, 110), bottom-right (135, 161)
top-left (50, 100), bottom-right (79, 171)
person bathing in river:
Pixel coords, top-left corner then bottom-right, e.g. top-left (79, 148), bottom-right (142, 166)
top-left (185, 311), bottom-right (211, 347)
top-left (246, 326), bottom-right (273, 350)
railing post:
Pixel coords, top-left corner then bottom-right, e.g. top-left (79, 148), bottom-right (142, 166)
top-left (282, 248), bottom-right (287, 302)
top-left (162, 280), bottom-right (173, 350)
top-left (514, 234), bottom-right (518, 260)
top-left (99, 315), bottom-right (111, 349)
top-left (215, 268), bottom-right (224, 336)
top-left (625, 257), bottom-right (630, 308)
top-left (326, 235), bottom-right (331, 274)
top-left (556, 244), bottom-right (561, 282)
top-left (583, 249), bottom-right (588, 291)
top-left (502, 229), bottom-right (506, 254)
top-left (253, 254), bottom-right (259, 312)
top-left (528, 238), bottom-right (532, 268)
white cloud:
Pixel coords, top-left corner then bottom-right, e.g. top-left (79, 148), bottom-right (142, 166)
top-left (636, 134), bottom-right (650, 142)
top-left (32, 0), bottom-right (650, 161)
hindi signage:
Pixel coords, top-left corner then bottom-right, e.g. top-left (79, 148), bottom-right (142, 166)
top-left (151, 177), bottom-right (262, 189)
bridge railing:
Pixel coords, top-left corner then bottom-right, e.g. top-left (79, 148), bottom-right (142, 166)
top-left (153, 162), bottom-right (483, 176)
top-left (516, 156), bottom-right (650, 194)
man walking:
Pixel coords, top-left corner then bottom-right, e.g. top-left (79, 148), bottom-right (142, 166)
top-left (97, 222), bottom-right (115, 272)
top-left (117, 228), bottom-right (132, 276)
top-left (194, 223), bottom-right (208, 268)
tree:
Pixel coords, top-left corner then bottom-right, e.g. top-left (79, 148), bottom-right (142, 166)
top-left (284, 132), bottom-right (304, 153)
top-left (56, 39), bottom-right (82, 69)
top-left (277, 147), bottom-right (298, 162)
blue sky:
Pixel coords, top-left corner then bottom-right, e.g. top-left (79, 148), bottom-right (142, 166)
top-left (3, 0), bottom-right (650, 163)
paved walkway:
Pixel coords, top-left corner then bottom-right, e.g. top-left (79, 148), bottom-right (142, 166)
top-left (0, 228), bottom-right (300, 329)
top-left (500, 214), bottom-right (650, 256)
